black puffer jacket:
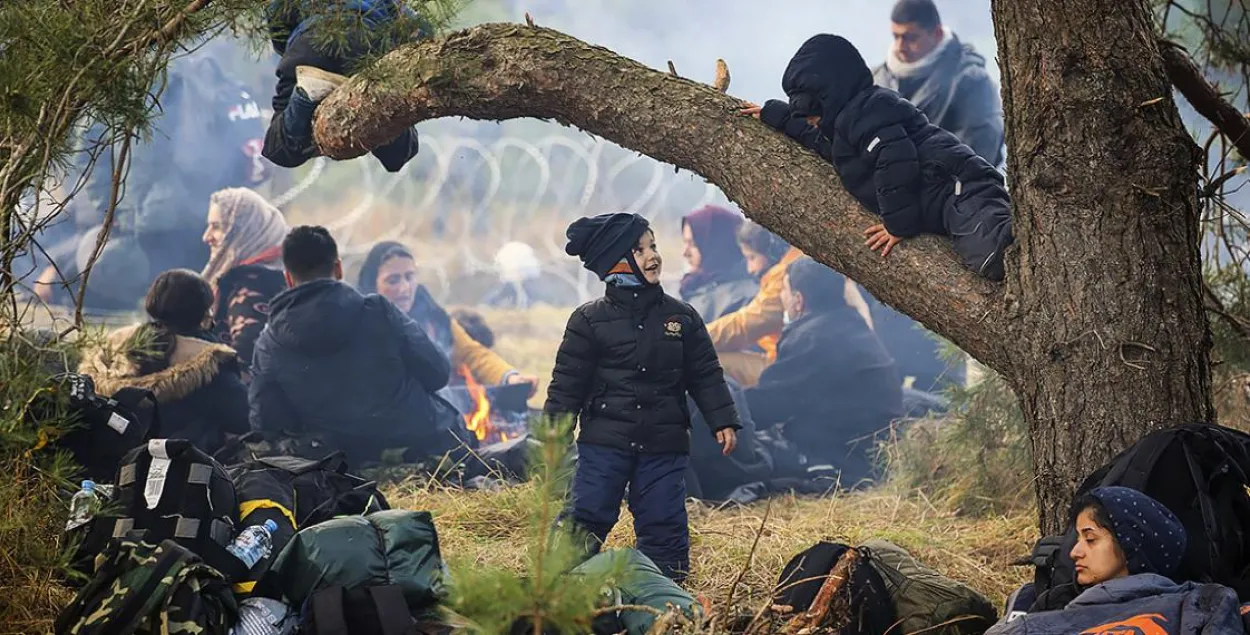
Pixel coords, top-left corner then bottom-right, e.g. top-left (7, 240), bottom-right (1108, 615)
top-left (544, 283), bottom-right (740, 454)
top-left (762, 35), bottom-right (1013, 279)
top-left (249, 279), bottom-right (466, 465)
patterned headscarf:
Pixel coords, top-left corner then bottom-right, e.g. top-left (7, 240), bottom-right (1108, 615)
top-left (200, 187), bottom-right (289, 288)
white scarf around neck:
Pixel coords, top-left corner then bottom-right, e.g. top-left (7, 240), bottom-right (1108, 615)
top-left (885, 27), bottom-right (955, 79)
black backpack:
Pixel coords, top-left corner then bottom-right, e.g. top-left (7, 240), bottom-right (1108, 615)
top-left (28, 373), bottom-right (160, 482)
top-left (94, 439), bottom-right (247, 581)
top-left (227, 453), bottom-right (390, 595)
top-left (773, 541), bottom-right (896, 634)
top-left (1027, 424), bottom-right (1250, 611)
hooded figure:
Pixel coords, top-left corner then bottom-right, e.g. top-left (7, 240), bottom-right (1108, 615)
top-left (201, 187), bottom-right (290, 369)
top-left (80, 270), bottom-right (249, 454)
top-left (679, 206), bottom-right (758, 322)
top-left (987, 487), bottom-right (1244, 635)
top-left (758, 34), bottom-right (1013, 281)
top-left (546, 212), bottom-right (740, 582)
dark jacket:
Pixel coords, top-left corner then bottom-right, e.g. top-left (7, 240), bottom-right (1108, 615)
top-left (544, 283), bottom-right (741, 454)
top-left (873, 34), bottom-right (1005, 168)
top-left (746, 307), bottom-right (902, 484)
top-left (248, 279), bottom-right (464, 464)
top-left (265, 0), bottom-right (421, 56)
top-left (81, 325), bottom-right (250, 454)
top-left (681, 275), bottom-right (758, 324)
top-left (213, 264), bottom-right (287, 369)
top-left (763, 35), bottom-right (1013, 279)
top-left (986, 575), bottom-right (1244, 635)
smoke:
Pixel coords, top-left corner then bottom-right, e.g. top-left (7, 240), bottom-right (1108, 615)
top-left (502, 0), bottom-right (999, 101)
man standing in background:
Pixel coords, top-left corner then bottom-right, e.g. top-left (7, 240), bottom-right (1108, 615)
top-left (873, 0), bottom-right (1005, 168)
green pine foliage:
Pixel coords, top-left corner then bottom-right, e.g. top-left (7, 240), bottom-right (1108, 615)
top-left (444, 416), bottom-right (625, 634)
top-left (881, 342), bottom-right (1033, 517)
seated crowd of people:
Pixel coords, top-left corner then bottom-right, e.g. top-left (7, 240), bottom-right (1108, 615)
top-left (71, 177), bottom-right (925, 490)
top-left (32, 0), bottom-right (1250, 630)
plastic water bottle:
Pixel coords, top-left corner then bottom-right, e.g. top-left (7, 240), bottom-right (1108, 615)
top-left (227, 519), bottom-right (278, 569)
top-left (66, 480), bottom-right (100, 531)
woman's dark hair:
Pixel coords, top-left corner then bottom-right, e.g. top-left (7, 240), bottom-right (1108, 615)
top-left (357, 240), bottom-right (415, 296)
top-left (132, 269), bottom-right (213, 375)
top-left (451, 309), bottom-right (495, 349)
top-left (737, 222), bottom-right (791, 269)
top-left (1070, 492), bottom-right (1117, 537)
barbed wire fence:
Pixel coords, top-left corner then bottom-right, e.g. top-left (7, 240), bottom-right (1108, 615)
top-left (273, 132), bottom-right (734, 306)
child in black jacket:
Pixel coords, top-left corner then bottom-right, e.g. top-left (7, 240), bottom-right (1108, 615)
top-left (545, 212), bottom-right (741, 583)
top-left (743, 34), bottom-right (1013, 281)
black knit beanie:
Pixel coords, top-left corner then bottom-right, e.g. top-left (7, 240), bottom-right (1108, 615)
top-left (564, 213), bottom-right (651, 280)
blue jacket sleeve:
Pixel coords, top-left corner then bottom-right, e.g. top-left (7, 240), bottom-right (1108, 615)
top-left (866, 124), bottom-right (924, 237)
top-left (247, 333), bottom-right (300, 435)
top-left (382, 299), bottom-right (451, 393)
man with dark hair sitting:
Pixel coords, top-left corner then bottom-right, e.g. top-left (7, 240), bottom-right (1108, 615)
top-left (248, 225), bottom-right (469, 465)
top-left (746, 257), bottom-right (904, 487)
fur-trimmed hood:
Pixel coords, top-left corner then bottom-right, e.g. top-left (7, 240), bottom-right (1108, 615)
top-left (79, 324), bottom-right (240, 402)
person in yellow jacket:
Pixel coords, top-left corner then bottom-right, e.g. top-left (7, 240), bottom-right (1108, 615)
top-left (708, 222), bottom-right (873, 386)
top-left (357, 241), bottom-right (537, 392)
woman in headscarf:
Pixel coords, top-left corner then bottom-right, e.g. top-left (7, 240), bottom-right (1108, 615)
top-left (200, 187), bottom-right (289, 370)
top-left (679, 206), bottom-right (758, 322)
top-left (988, 487), bottom-right (1244, 634)
top-left (80, 269), bottom-right (249, 454)
top-left (357, 241), bottom-right (537, 392)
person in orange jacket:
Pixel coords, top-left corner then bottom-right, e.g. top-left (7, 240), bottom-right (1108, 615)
top-left (707, 222), bottom-right (873, 386)
top-left (357, 241), bottom-right (538, 392)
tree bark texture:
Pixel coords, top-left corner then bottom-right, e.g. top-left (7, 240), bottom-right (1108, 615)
top-left (313, 10), bottom-right (1214, 533)
top-left (993, 0), bottom-right (1212, 531)
top-left (313, 24), bottom-right (1007, 367)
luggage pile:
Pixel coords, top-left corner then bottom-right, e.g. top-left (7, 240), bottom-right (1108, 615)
top-left (40, 373), bottom-right (707, 635)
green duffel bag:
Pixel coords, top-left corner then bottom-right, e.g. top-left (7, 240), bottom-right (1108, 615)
top-left (573, 549), bottom-right (700, 635)
top-left (256, 510), bottom-right (448, 619)
top-left (860, 539), bottom-right (997, 635)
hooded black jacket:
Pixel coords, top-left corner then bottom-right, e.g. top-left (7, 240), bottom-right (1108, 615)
top-left (760, 35), bottom-right (1012, 278)
top-left (544, 283), bottom-right (740, 454)
top-left (248, 279), bottom-right (464, 464)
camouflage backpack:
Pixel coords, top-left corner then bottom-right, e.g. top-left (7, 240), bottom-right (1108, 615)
top-left (55, 538), bottom-right (238, 635)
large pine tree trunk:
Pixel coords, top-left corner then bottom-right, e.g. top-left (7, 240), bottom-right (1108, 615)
top-left (313, 1), bottom-right (1213, 532)
top-left (992, 0), bottom-right (1212, 532)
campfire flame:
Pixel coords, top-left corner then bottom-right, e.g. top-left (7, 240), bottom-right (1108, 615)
top-left (458, 365), bottom-right (493, 442)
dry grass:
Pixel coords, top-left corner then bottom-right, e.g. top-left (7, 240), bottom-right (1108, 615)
top-left (387, 481), bottom-right (1036, 624)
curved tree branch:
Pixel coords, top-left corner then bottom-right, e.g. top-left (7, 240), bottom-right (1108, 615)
top-left (1159, 38), bottom-right (1250, 160)
top-left (313, 23), bottom-right (1008, 367)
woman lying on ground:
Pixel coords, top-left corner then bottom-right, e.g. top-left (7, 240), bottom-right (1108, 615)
top-left (987, 486), bottom-right (1244, 634)
top-left (357, 241), bottom-right (537, 393)
top-left (200, 187), bottom-right (289, 371)
top-left (80, 269), bottom-right (249, 455)
top-left (679, 205), bottom-right (758, 322)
